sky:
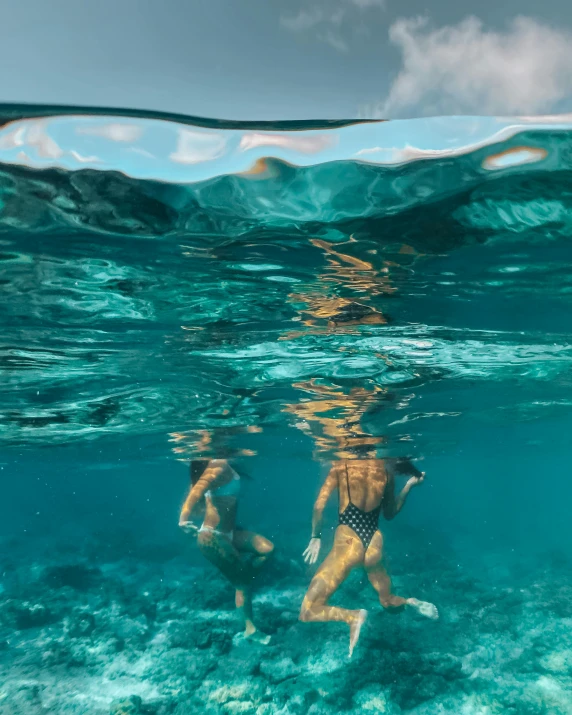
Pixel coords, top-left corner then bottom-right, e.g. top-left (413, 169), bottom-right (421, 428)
top-left (1, 0), bottom-right (572, 121)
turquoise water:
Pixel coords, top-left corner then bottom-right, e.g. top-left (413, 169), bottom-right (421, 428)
top-left (2, 106), bottom-right (572, 714)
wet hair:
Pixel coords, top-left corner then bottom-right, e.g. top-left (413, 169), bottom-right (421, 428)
top-left (345, 444), bottom-right (378, 459)
top-left (386, 457), bottom-right (423, 477)
top-left (190, 460), bottom-right (210, 485)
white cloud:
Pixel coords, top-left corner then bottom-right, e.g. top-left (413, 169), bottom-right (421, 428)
top-left (321, 29), bottom-right (349, 53)
top-left (169, 129), bottom-right (226, 165)
top-left (27, 120), bottom-right (63, 159)
top-left (239, 132), bottom-right (334, 154)
top-left (281, 0), bottom-right (384, 52)
top-left (280, 9), bottom-right (323, 32)
top-left (372, 16), bottom-right (572, 118)
top-left (77, 123), bottom-right (143, 142)
top-left (350, 0), bottom-right (385, 7)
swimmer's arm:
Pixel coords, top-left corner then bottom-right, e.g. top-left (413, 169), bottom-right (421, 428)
top-left (178, 462), bottom-right (224, 524)
top-left (311, 468), bottom-right (338, 538)
top-left (383, 473), bottom-right (411, 520)
top-left (383, 471), bottom-right (424, 520)
top-left (303, 468), bottom-right (337, 564)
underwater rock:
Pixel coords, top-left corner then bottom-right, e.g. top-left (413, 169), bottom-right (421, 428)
top-left (111, 695), bottom-right (145, 715)
top-left (2, 681), bottom-right (47, 715)
top-left (163, 618), bottom-right (232, 654)
top-left (3, 534), bottom-right (572, 715)
top-left (390, 673), bottom-right (453, 711)
top-left (352, 685), bottom-right (397, 714)
top-left (125, 592), bottom-right (159, 624)
top-left (65, 610), bottom-right (96, 638)
top-left (259, 656), bottom-right (301, 684)
top-left (43, 563), bottom-right (102, 591)
top-left (0, 599), bottom-right (55, 629)
top-left (540, 648), bottom-right (572, 675)
top-left (110, 694), bottom-right (177, 715)
top-left (159, 648), bottom-right (216, 684)
top-left (192, 680), bottom-right (262, 715)
top-left (166, 571), bottom-right (232, 612)
top-left (109, 613), bottom-right (150, 648)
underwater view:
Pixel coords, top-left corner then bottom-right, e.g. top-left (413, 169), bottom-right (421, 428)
top-left (3, 105), bottom-right (572, 714)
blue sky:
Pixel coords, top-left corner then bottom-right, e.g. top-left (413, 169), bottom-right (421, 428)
top-left (1, 0), bottom-right (572, 120)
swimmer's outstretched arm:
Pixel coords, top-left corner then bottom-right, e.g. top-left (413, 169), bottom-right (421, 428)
top-left (178, 461), bottom-right (225, 525)
top-left (382, 470), bottom-right (425, 521)
top-left (303, 467), bottom-right (338, 564)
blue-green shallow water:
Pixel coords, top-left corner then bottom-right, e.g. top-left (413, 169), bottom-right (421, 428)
top-left (2, 106), bottom-right (572, 714)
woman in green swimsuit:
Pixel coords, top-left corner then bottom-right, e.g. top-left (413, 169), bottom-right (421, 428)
top-left (179, 459), bottom-right (274, 643)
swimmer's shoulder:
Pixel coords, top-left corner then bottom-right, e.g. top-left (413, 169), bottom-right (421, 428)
top-left (211, 459), bottom-right (238, 480)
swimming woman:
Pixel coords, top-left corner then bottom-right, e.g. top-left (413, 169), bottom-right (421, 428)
top-left (300, 458), bottom-right (438, 656)
top-left (179, 459), bottom-right (274, 644)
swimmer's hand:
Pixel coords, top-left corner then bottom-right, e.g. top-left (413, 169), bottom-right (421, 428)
top-left (303, 537), bottom-right (321, 565)
top-left (179, 520), bottom-right (199, 534)
top-left (407, 472), bottom-right (425, 488)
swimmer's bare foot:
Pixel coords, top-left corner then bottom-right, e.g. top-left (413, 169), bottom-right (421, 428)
top-left (348, 609), bottom-right (367, 658)
top-left (407, 598), bottom-right (439, 620)
top-left (243, 624), bottom-right (271, 645)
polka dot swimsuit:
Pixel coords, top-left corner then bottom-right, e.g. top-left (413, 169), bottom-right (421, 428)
top-left (338, 464), bottom-right (381, 549)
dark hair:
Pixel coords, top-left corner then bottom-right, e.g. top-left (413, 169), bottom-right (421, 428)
top-left (387, 457), bottom-right (423, 477)
top-left (190, 460), bottom-right (210, 485)
top-left (346, 444), bottom-right (378, 458)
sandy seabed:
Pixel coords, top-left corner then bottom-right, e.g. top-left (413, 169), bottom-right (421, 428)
top-left (2, 528), bottom-right (572, 715)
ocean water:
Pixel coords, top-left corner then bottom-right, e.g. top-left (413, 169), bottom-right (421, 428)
top-left (2, 106), bottom-right (572, 714)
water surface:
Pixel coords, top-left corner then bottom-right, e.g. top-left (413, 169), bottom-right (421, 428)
top-left (2, 106), bottom-right (572, 714)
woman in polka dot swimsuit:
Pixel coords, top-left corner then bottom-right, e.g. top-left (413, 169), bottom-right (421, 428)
top-left (299, 458), bottom-right (438, 657)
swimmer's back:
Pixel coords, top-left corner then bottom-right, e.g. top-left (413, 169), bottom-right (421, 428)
top-left (336, 459), bottom-right (388, 513)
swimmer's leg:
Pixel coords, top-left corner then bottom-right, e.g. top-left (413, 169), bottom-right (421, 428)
top-left (233, 529), bottom-right (275, 570)
top-left (234, 586), bottom-right (270, 644)
top-left (233, 529), bottom-right (274, 643)
top-left (364, 531), bottom-right (408, 611)
top-left (197, 528), bottom-right (248, 584)
top-left (299, 525), bottom-right (366, 657)
top-left (197, 530), bottom-right (269, 643)
top-left (365, 531), bottom-right (438, 620)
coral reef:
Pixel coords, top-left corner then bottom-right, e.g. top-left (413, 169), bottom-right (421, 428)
top-left (1, 530), bottom-right (572, 714)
